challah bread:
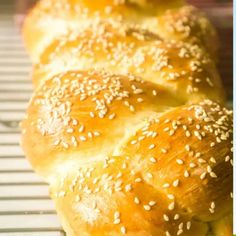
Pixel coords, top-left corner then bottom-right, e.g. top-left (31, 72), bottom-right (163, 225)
top-left (21, 0), bottom-right (232, 235)
top-left (22, 0), bottom-right (218, 63)
top-left (33, 21), bottom-right (223, 103)
top-left (21, 70), bottom-right (183, 180)
top-left (21, 71), bottom-right (233, 235)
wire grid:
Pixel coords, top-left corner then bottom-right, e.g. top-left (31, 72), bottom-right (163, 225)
top-left (0, 1), bottom-right (65, 236)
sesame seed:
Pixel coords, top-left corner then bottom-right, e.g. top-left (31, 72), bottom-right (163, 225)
top-left (114, 219), bottom-right (121, 224)
top-left (121, 226), bottom-right (126, 234)
top-left (94, 131), bottom-right (101, 137)
top-left (211, 202), bottom-right (215, 209)
top-left (79, 136), bottom-right (86, 141)
top-left (89, 112), bottom-right (95, 118)
top-left (163, 183), bottom-right (170, 188)
top-left (200, 172), bottom-right (207, 180)
top-left (164, 127), bottom-right (170, 132)
top-left (168, 202), bottom-right (175, 210)
top-left (72, 119), bottom-right (78, 126)
top-left (186, 221), bottom-right (191, 230)
top-left (167, 194), bottom-right (175, 200)
top-left (225, 156), bottom-right (230, 162)
top-left (148, 144), bottom-right (155, 150)
top-left (174, 214), bottom-right (180, 220)
top-left (210, 157), bottom-right (216, 163)
top-left (173, 179), bottom-right (180, 187)
top-left (78, 125), bottom-right (84, 133)
top-left (184, 170), bottom-right (190, 177)
top-left (135, 178), bottom-right (142, 183)
top-left (195, 152), bottom-right (201, 158)
top-left (209, 208), bottom-right (215, 214)
top-left (176, 159), bottom-right (184, 165)
top-left (210, 142), bottom-right (215, 147)
top-left (177, 229), bottom-right (183, 235)
top-left (169, 130), bottom-right (175, 136)
top-left (198, 158), bottom-right (206, 164)
top-left (185, 131), bottom-right (191, 137)
top-left (131, 140), bottom-right (137, 145)
top-left (134, 197), bottom-right (140, 204)
top-left (149, 201), bottom-right (156, 206)
top-left (185, 144), bottom-right (190, 152)
top-left (166, 231), bottom-right (171, 236)
top-left (163, 214), bottom-right (169, 221)
top-left (189, 163), bottom-right (196, 168)
top-left (207, 166), bottom-right (212, 173)
top-left (150, 157), bottom-right (157, 163)
top-left (178, 223), bottom-right (184, 229)
top-left (66, 128), bottom-right (74, 133)
top-left (125, 184), bottom-right (132, 192)
top-left (114, 211), bottom-right (120, 219)
top-left (133, 89), bottom-right (143, 94)
top-left (161, 148), bottom-right (168, 153)
top-left (75, 195), bottom-right (81, 202)
top-left (129, 105), bottom-right (135, 112)
top-left (109, 113), bottom-right (116, 120)
top-left (210, 172), bottom-right (217, 178)
top-left (137, 98), bottom-right (144, 103)
top-left (152, 90), bottom-right (157, 96)
top-left (144, 205), bottom-right (151, 211)
top-left (53, 139), bottom-right (60, 146)
top-left (147, 172), bottom-right (153, 179)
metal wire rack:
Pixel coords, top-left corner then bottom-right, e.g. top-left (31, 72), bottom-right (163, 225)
top-left (0, 1), bottom-right (65, 235)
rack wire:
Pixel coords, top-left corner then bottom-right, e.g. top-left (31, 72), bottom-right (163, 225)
top-left (0, 1), bottom-right (65, 235)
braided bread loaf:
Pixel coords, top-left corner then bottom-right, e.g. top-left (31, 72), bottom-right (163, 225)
top-left (21, 0), bottom-right (233, 235)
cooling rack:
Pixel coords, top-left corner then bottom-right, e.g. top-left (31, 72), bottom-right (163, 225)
top-left (0, 1), bottom-right (65, 235)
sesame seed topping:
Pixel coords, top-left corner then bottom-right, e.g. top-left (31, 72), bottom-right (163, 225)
top-left (176, 159), bottom-right (184, 165)
top-left (163, 183), bottom-right (170, 188)
top-left (134, 197), bottom-right (140, 204)
top-left (163, 214), bottom-right (169, 221)
top-left (200, 172), bottom-right (207, 180)
top-left (148, 144), bottom-right (155, 150)
top-left (150, 157), bottom-right (157, 163)
top-left (149, 201), bottom-right (156, 206)
top-left (186, 221), bottom-right (191, 230)
top-left (168, 202), bottom-right (175, 210)
top-left (147, 172), bottom-right (153, 179)
top-left (121, 226), bottom-right (126, 234)
top-left (167, 194), bottom-right (175, 200)
top-left (143, 205), bottom-right (151, 211)
top-left (184, 170), bottom-right (190, 177)
top-left (114, 219), bottom-right (121, 224)
top-left (152, 90), bottom-right (157, 96)
top-left (174, 214), bottom-right (180, 220)
top-left (173, 179), bottom-right (180, 187)
top-left (210, 172), bottom-right (217, 178)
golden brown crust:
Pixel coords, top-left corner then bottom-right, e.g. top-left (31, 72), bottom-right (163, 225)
top-left (22, 0), bottom-right (218, 63)
top-left (21, 70), bottom-right (182, 180)
top-left (33, 21), bottom-right (223, 103)
top-left (21, 70), bottom-right (232, 235)
top-left (210, 214), bottom-right (233, 236)
top-left (46, 99), bottom-right (232, 236)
